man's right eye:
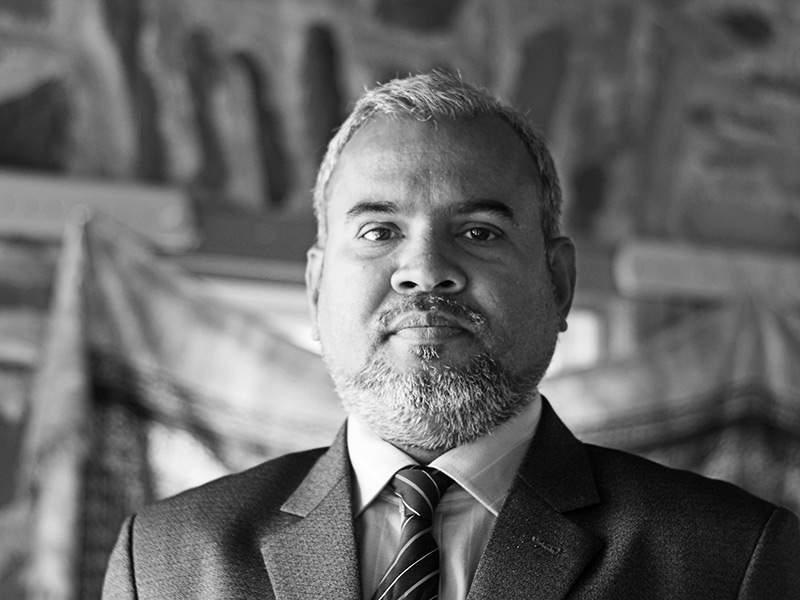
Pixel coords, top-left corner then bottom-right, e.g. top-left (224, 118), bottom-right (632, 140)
top-left (360, 226), bottom-right (396, 241)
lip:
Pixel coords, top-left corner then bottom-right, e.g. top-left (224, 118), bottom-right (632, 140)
top-left (388, 312), bottom-right (471, 342)
top-left (393, 325), bottom-right (464, 342)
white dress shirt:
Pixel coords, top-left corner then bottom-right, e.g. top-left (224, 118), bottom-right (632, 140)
top-left (347, 394), bottom-right (542, 600)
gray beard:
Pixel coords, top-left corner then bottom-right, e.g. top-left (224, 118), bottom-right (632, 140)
top-left (329, 349), bottom-right (552, 452)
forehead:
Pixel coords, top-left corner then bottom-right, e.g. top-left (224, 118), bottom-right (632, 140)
top-left (327, 115), bottom-right (541, 217)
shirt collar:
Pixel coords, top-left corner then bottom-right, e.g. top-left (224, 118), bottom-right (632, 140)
top-left (347, 393), bottom-right (541, 517)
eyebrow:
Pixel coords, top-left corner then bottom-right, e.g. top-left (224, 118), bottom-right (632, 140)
top-left (344, 198), bottom-right (518, 224)
top-left (345, 200), bottom-right (398, 222)
top-left (457, 198), bottom-right (518, 225)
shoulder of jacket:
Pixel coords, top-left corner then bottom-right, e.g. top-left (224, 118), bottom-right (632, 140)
top-left (137, 445), bottom-right (329, 526)
top-left (583, 443), bottom-right (777, 520)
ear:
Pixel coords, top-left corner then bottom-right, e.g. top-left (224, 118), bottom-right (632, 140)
top-left (547, 236), bottom-right (577, 332)
top-left (305, 245), bottom-right (324, 341)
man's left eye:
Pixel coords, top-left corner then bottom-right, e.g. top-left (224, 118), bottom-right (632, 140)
top-left (461, 227), bottom-right (497, 242)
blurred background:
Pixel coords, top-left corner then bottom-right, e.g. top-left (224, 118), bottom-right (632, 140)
top-left (1, 0), bottom-right (799, 598)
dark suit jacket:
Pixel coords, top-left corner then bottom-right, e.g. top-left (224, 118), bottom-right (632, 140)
top-left (102, 400), bottom-right (800, 599)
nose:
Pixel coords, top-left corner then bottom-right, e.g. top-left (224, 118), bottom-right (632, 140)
top-left (390, 234), bottom-right (466, 294)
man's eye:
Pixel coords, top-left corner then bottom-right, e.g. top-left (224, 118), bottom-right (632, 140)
top-left (361, 227), bottom-right (395, 242)
top-left (461, 227), bottom-right (497, 242)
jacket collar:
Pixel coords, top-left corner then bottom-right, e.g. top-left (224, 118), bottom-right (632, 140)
top-left (467, 398), bottom-right (603, 599)
top-left (260, 426), bottom-right (362, 600)
top-left (517, 396), bottom-right (601, 512)
top-left (262, 399), bottom-right (603, 600)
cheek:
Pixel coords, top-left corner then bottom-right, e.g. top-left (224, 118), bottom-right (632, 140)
top-left (488, 277), bottom-right (558, 336)
top-left (321, 258), bottom-right (393, 312)
top-left (315, 266), bottom-right (385, 350)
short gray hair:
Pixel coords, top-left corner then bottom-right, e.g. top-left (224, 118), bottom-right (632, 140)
top-left (312, 70), bottom-right (562, 247)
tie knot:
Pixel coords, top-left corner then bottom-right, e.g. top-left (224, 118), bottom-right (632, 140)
top-left (391, 466), bottom-right (452, 521)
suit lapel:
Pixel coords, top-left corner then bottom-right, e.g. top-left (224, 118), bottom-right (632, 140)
top-left (468, 399), bottom-right (603, 600)
top-left (259, 401), bottom-right (602, 600)
top-left (260, 427), bottom-right (362, 600)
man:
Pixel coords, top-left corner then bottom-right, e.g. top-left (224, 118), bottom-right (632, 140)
top-left (103, 71), bottom-right (800, 599)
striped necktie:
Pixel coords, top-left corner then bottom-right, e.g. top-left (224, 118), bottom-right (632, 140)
top-left (372, 466), bottom-right (453, 600)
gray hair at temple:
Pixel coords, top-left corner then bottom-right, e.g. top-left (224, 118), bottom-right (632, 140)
top-left (311, 70), bottom-right (563, 249)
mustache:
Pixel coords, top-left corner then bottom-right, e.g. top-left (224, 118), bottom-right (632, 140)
top-left (377, 295), bottom-right (487, 330)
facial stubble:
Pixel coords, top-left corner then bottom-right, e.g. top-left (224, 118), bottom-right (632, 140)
top-left (321, 294), bottom-right (560, 453)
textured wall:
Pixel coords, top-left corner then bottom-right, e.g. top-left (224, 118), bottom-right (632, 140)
top-left (2, 0), bottom-right (799, 252)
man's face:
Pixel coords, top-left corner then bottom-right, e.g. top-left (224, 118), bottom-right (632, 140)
top-left (306, 115), bottom-right (575, 451)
